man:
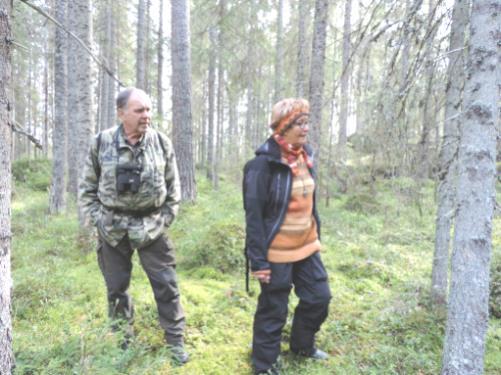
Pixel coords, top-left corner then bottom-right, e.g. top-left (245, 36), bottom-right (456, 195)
top-left (78, 87), bottom-right (188, 364)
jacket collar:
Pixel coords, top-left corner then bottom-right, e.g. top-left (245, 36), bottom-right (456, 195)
top-left (115, 124), bottom-right (152, 151)
top-left (255, 137), bottom-right (315, 164)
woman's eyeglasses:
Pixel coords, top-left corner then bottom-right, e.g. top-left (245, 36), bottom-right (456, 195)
top-left (293, 120), bottom-right (309, 129)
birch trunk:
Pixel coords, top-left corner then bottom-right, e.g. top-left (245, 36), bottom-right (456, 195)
top-left (441, 1), bottom-right (498, 373)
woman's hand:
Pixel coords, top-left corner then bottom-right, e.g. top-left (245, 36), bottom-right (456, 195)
top-left (251, 269), bottom-right (271, 284)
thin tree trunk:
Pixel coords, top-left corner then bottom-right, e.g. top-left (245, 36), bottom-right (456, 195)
top-left (0, 0), bottom-right (14, 371)
top-left (417, 0), bottom-right (438, 179)
top-left (441, 1), bottom-right (498, 373)
top-left (136, 0), bottom-right (147, 89)
top-left (338, 0), bottom-right (352, 156)
top-left (295, 0), bottom-right (308, 97)
top-left (207, 26), bottom-right (216, 181)
top-left (308, 0), bottom-right (330, 156)
top-left (273, 0), bottom-right (284, 103)
top-left (157, 0), bottom-right (164, 119)
top-left (49, 0), bottom-right (68, 214)
top-left (431, 0), bottom-right (469, 306)
top-left (171, 0), bottom-right (196, 201)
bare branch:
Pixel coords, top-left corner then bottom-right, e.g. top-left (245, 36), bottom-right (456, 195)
top-left (18, 0), bottom-right (126, 87)
top-left (9, 121), bottom-right (43, 150)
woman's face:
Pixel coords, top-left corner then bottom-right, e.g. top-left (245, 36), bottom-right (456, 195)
top-left (282, 116), bottom-right (309, 148)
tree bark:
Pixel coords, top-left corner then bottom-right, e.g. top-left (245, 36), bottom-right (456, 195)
top-left (273, 0), bottom-right (284, 103)
top-left (49, 0), bottom-right (68, 214)
top-left (295, 0), bottom-right (309, 98)
top-left (441, 1), bottom-right (498, 373)
top-left (431, 0), bottom-right (469, 306)
top-left (136, 0), bottom-right (147, 89)
top-left (207, 26), bottom-right (216, 181)
top-left (308, 0), bottom-right (329, 155)
top-left (338, 0), bottom-right (352, 155)
top-left (157, 0), bottom-right (164, 119)
top-left (171, 0), bottom-right (196, 201)
top-left (0, 0), bottom-right (14, 372)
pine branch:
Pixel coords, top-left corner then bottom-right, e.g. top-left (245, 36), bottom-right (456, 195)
top-left (19, 0), bottom-right (126, 87)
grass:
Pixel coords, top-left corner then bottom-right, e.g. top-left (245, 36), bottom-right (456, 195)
top-left (11, 169), bottom-right (501, 374)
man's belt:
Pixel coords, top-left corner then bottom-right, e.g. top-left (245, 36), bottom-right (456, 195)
top-left (103, 205), bottom-right (161, 217)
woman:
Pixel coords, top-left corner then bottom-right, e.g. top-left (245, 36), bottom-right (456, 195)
top-left (243, 98), bottom-right (331, 374)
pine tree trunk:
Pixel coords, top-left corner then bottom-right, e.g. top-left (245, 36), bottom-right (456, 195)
top-left (295, 1), bottom-right (308, 98)
top-left (49, 0), bottom-right (68, 214)
top-left (207, 26), bottom-right (216, 181)
top-left (273, 0), bottom-right (283, 103)
top-left (0, 0), bottom-right (14, 371)
top-left (338, 0), bottom-right (352, 154)
top-left (136, 0), bottom-right (147, 89)
top-left (157, 0), bottom-right (164, 119)
top-left (431, 0), bottom-right (469, 306)
top-left (441, 1), bottom-right (498, 373)
top-left (308, 0), bottom-right (329, 156)
top-left (171, 0), bottom-right (196, 201)
top-left (68, 0), bottom-right (94, 217)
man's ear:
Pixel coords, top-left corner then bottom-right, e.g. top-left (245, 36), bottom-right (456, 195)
top-left (117, 108), bottom-right (124, 121)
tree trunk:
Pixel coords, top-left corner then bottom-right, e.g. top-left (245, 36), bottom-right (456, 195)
top-left (308, 0), bottom-right (329, 155)
top-left (295, 0), bottom-right (309, 98)
top-left (273, 0), bottom-right (284, 103)
top-left (49, 0), bottom-right (68, 214)
top-left (207, 26), bottom-right (216, 181)
top-left (157, 0), bottom-right (164, 119)
top-left (0, 0), bottom-right (14, 372)
top-left (431, 0), bottom-right (469, 306)
top-left (441, 1), bottom-right (498, 373)
top-left (338, 0), bottom-right (352, 156)
top-left (417, 0), bottom-right (438, 179)
top-left (171, 0), bottom-right (196, 201)
top-left (136, 0), bottom-right (147, 89)
top-left (68, 0), bottom-right (95, 223)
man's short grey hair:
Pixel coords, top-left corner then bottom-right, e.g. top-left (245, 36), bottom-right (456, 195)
top-left (116, 87), bottom-right (135, 110)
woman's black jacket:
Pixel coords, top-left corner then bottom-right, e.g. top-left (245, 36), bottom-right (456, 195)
top-left (242, 137), bottom-right (321, 272)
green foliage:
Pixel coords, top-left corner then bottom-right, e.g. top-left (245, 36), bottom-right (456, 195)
top-left (490, 255), bottom-right (501, 318)
top-left (183, 222), bottom-right (245, 273)
top-left (342, 191), bottom-right (380, 214)
top-left (11, 175), bottom-right (501, 374)
top-left (12, 158), bottom-right (51, 192)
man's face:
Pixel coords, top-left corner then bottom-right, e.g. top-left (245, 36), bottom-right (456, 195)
top-left (118, 90), bottom-right (152, 136)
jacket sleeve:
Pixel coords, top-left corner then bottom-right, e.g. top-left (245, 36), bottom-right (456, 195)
top-left (161, 135), bottom-right (181, 228)
top-left (78, 135), bottom-right (101, 227)
top-left (243, 157), bottom-right (271, 271)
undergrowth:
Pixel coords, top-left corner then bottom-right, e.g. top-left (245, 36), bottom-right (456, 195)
top-left (11, 165), bottom-right (501, 374)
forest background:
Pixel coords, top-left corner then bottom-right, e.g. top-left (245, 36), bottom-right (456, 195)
top-left (0, 0), bottom-right (499, 374)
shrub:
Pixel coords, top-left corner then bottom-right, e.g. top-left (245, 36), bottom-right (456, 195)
top-left (182, 222), bottom-right (245, 273)
top-left (12, 158), bottom-right (51, 191)
top-left (343, 192), bottom-right (380, 214)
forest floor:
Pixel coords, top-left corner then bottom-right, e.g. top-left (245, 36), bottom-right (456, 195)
top-left (11, 159), bottom-right (501, 375)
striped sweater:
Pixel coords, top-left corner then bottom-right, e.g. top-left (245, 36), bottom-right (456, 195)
top-left (267, 155), bottom-right (321, 263)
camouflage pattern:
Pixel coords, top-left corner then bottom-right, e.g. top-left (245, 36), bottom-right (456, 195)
top-left (78, 124), bottom-right (181, 248)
